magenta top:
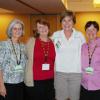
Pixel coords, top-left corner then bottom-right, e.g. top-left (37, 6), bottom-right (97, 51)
top-left (81, 38), bottom-right (100, 90)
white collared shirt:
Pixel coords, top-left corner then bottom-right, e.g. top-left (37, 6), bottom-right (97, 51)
top-left (52, 28), bottom-right (85, 73)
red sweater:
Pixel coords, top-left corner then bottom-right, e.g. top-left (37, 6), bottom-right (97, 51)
top-left (33, 38), bottom-right (55, 80)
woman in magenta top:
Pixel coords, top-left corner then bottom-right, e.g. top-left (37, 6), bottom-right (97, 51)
top-left (25, 19), bottom-right (56, 100)
top-left (80, 21), bottom-right (100, 100)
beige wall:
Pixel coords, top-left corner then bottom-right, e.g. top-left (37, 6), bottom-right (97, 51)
top-left (30, 15), bottom-right (61, 36)
top-left (0, 14), bottom-right (31, 43)
top-left (75, 12), bottom-right (100, 39)
top-left (31, 12), bottom-right (100, 39)
top-left (1, 12), bottom-right (100, 42)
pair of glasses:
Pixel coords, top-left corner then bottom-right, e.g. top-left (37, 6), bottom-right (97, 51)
top-left (13, 27), bottom-right (22, 31)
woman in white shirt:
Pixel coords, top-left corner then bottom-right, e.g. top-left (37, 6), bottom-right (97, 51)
top-left (52, 10), bottom-right (85, 100)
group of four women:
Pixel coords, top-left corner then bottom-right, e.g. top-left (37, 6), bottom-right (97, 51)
top-left (0, 10), bottom-right (100, 100)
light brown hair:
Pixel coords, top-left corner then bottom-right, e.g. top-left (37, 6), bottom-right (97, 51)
top-left (33, 19), bottom-right (50, 38)
top-left (60, 10), bottom-right (76, 24)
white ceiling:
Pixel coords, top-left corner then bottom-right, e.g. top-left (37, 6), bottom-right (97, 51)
top-left (0, 0), bottom-right (100, 14)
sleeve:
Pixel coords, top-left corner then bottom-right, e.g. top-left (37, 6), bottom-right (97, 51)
top-left (0, 42), bottom-right (6, 70)
top-left (25, 38), bottom-right (31, 59)
top-left (25, 37), bottom-right (35, 60)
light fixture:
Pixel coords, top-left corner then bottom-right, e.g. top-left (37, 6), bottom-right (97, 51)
top-left (0, 8), bottom-right (14, 13)
top-left (61, 0), bottom-right (68, 9)
top-left (93, 0), bottom-right (100, 7)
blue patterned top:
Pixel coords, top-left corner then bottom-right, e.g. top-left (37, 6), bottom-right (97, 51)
top-left (0, 39), bottom-right (27, 84)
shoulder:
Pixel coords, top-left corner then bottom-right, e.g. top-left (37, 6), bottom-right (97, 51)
top-left (26, 37), bottom-right (36, 51)
top-left (82, 43), bottom-right (87, 49)
top-left (96, 37), bottom-right (100, 42)
top-left (73, 28), bottom-right (86, 44)
top-left (53, 30), bottom-right (63, 34)
top-left (0, 40), bottom-right (10, 54)
top-left (0, 40), bottom-right (9, 49)
top-left (52, 30), bottom-right (63, 38)
top-left (27, 37), bottom-right (35, 43)
top-left (96, 38), bottom-right (100, 46)
top-left (73, 28), bottom-right (84, 37)
top-left (26, 37), bottom-right (35, 45)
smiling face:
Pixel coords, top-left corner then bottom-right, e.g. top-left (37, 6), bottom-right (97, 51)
top-left (12, 23), bottom-right (23, 39)
top-left (61, 16), bottom-right (74, 32)
top-left (37, 23), bottom-right (49, 37)
top-left (86, 25), bottom-right (98, 41)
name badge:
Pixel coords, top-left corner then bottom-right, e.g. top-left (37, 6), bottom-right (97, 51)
top-left (85, 67), bottom-right (94, 74)
top-left (14, 65), bottom-right (23, 72)
top-left (42, 64), bottom-right (50, 70)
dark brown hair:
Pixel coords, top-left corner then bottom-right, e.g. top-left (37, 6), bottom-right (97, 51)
top-left (85, 21), bottom-right (99, 31)
top-left (33, 19), bottom-right (50, 38)
top-left (60, 10), bottom-right (76, 24)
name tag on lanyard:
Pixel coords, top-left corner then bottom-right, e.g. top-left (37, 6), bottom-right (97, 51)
top-left (85, 67), bottom-right (94, 74)
top-left (42, 64), bottom-right (50, 70)
top-left (86, 44), bottom-right (97, 74)
top-left (14, 64), bottom-right (23, 72)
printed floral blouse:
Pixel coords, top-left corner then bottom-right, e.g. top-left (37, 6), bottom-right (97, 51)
top-left (0, 39), bottom-right (27, 84)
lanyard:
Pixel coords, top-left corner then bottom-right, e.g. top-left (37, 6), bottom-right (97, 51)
top-left (87, 43), bottom-right (97, 66)
top-left (10, 39), bottom-right (21, 65)
top-left (40, 39), bottom-right (50, 63)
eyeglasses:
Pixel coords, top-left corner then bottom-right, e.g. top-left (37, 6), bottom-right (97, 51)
top-left (12, 27), bottom-right (22, 31)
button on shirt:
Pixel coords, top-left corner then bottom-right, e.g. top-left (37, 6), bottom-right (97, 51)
top-left (52, 28), bottom-right (85, 73)
top-left (81, 38), bottom-right (100, 90)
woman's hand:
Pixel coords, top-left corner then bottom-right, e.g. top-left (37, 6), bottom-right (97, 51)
top-left (0, 83), bottom-right (6, 97)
